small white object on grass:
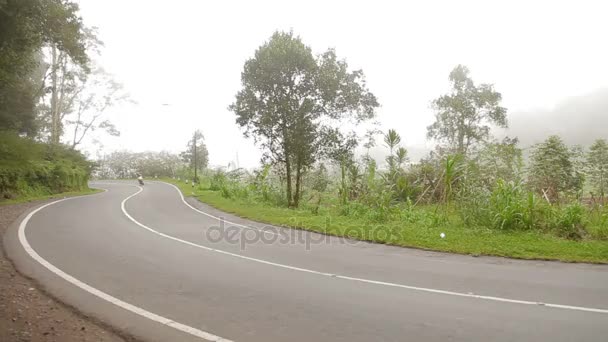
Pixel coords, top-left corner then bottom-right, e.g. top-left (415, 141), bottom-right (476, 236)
top-left (440, 232), bottom-right (445, 239)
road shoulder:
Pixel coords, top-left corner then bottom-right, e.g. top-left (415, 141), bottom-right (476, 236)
top-left (0, 199), bottom-right (131, 342)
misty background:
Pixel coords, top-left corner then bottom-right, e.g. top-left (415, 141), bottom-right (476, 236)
top-left (74, 0), bottom-right (608, 168)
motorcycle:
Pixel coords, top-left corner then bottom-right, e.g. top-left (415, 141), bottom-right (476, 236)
top-left (138, 178), bottom-right (144, 186)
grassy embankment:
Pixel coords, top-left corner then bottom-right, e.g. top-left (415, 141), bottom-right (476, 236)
top-left (0, 131), bottom-right (94, 205)
top-left (165, 178), bottom-right (608, 263)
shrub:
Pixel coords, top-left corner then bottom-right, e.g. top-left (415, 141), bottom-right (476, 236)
top-left (0, 132), bottom-right (91, 200)
top-left (489, 180), bottom-right (525, 230)
top-left (458, 179), bottom-right (542, 231)
top-left (553, 202), bottom-right (586, 239)
top-left (587, 205), bottom-right (608, 240)
top-left (209, 169), bottom-right (227, 191)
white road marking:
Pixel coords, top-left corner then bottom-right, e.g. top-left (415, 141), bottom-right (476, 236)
top-left (159, 182), bottom-right (280, 237)
top-left (118, 182), bottom-right (608, 315)
top-left (17, 188), bottom-right (232, 342)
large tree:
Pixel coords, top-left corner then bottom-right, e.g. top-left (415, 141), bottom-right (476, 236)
top-left (586, 138), bottom-right (608, 201)
top-left (427, 65), bottom-right (507, 155)
top-left (230, 31), bottom-right (378, 207)
top-left (42, 27), bottom-right (103, 145)
top-left (180, 130), bottom-right (209, 181)
top-left (0, 0), bottom-right (89, 135)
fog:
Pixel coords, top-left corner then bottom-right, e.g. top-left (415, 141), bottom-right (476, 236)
top-left (76, 0), bottom-right (608, 168)
top-left (507, 88), bottom-right (608, 148)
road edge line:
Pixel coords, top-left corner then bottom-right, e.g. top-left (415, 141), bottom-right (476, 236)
top-left (18, 186), bottom-right (233, 342)
top-left (121, 182), bottom-right (608, 315)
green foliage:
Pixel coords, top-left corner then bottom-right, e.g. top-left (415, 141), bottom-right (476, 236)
top-left (457, 174), bottom-right (592, 240)
top-left (587, 206), bottom-right (608, 240)
top-left (553, 202), bottom-right (586, 239)
top-left (442, 154), bottom-right (464, 205)
top-left (475, 137), bottom-right (523, 187)
top-left (0, 131), bottom-right (90, 200)
top-left (1, 0), bottom-right (89, 135)
top-left (489, 180), bottom-right (527, 230)
top-left (309, 163), bottom-right (330, 193)
top-left (252, 164), bottom-right (273, 201)
top-left (95, 150), bottom-right (183, 179)
top-left (230, 30), bottom-right (379, 207)
top-left (427, 65), bottom-right (507, 155)
top-left (380, 129), bottom-right (418, 202)
top-left (180, 130), bottom-right (209, 181)
top-left (168, 178), bottom-right (608, 263)
top-left (384, 129), bottom-right (401, 153)
top-left (586, 139), bottom-right (608, 201)
top-left (528, 135), bottom-right (580, 202)
top-left (209, 169), bottom-right (227, 191)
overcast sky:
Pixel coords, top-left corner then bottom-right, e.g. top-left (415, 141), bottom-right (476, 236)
top-left (76, 0), bottom-right (608, 167)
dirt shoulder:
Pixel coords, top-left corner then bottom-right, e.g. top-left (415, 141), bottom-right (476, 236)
top-left (0, 200), bottom-right (131, 342)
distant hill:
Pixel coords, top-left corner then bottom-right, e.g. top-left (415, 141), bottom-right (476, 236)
top-left (506, 88), bottom-right (608, 147)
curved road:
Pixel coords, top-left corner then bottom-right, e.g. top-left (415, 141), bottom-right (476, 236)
top-left (5, 181), bottom-right (608, 342)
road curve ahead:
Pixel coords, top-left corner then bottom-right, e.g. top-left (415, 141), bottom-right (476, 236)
top-left (5, 181), bottom-right (608, 342)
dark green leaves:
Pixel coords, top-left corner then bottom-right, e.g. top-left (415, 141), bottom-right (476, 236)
top-left (229, 31), bottom-right (379, 206)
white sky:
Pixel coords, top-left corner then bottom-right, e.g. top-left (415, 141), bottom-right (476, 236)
top-left (76, 0), bottom-right (608, 167)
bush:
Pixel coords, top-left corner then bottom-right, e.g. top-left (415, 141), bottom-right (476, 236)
top-left (209, 169), bottom-right (227, 191)
top-left (552, 202), bottom-right (586, 239)
top-left (489, 180), bottom-right (526, 230)
top-left (455, 178), bottom-right (589, 237)
top-left (0, 131), bottom-right (91, 199)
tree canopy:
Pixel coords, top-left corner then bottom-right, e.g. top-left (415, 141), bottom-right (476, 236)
top-left (0, 0), bottom-right (89, 135)
top-left (180, 130), bottom-right (209, 179)
top-left (586, 138), bottom-right (608, 200)
top-left (528, 135), bottom-right (580, 202)
top-left (427, 65), bottom-right (507, 156)
top-left (230, 31), bottom-right (379, 207)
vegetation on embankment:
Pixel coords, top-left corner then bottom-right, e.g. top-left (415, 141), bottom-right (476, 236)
top-left (166, 178), bottom-right (608, 264)
top-left (0, 188), bottom-right (101, 206)
top-left (1, 0), bottom-right (119, 205)
top-left (0, 131), bottom-right (92, 203)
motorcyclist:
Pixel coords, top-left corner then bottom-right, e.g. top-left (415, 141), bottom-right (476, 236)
top-left (137, 174), bottom-right (144, 186)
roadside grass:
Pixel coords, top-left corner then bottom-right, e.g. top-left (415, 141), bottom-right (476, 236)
top-left (0, 188), bottom-right (102, 206)
top-left (166, 179), bottom-right (608, 263)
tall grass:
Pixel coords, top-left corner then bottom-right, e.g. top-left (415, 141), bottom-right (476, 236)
top-left (184, 129), bottom-right (608, 243)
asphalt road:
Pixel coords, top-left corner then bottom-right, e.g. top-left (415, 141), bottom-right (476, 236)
top-left (5, 181), bottom-right (608, 342)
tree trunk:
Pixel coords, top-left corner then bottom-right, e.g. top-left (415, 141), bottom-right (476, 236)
top-left (457, 132), bottom-right (465, 155)
top-left (294, 156), bottom-right (302, 208)
top-left (50, 47), bottom-right (59, 145)
top-left (457, 114), bottom-right (466, 155)
top-left (285, 156), bottom-right (293, 207)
